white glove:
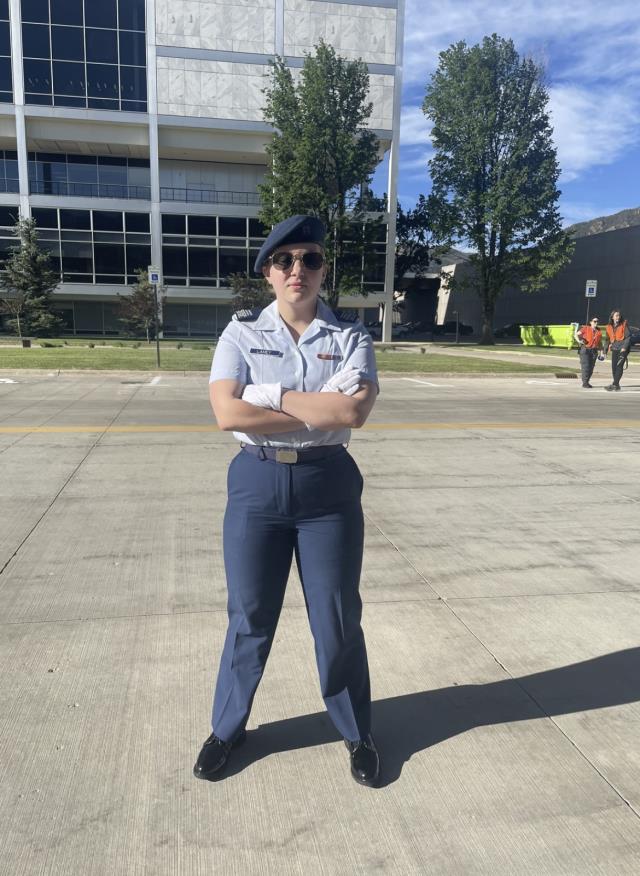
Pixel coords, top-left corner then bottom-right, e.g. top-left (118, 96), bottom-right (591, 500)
top-left (242, 382), bottom-right (282, 410)
top-left (321, 367), bottom-right (361, 397)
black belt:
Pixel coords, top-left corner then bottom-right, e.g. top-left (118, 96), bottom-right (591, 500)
top-left (240, 444), bottom-right (344, 464)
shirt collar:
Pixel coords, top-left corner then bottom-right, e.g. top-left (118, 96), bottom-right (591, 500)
top-left (252, 298), bottom-right (342, 332)
top-left (314, 298), bottom-right (342, 332)
top-left (253, 300), bottom-right (281, 331)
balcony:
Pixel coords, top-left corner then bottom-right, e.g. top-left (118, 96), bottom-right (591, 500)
top-left (29, 180), bottom-right (151, 200)
top-left (160, 186), bottom-right (260, 206)
top-left (0, 179), bottom-right (20, 194)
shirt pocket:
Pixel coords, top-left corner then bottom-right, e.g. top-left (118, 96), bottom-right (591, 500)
top-left (250, 347), bottom-right (286, 384)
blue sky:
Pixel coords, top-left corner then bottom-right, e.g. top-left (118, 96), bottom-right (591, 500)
top-left (373, 0), bottom-right (640, 227)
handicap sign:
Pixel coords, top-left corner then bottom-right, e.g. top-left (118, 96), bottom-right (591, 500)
top-left (585, 279), bottom-right (597, 298)
top-left (148, 266), bottom-right (161, 284)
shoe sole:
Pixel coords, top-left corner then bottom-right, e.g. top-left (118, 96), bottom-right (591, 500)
top-left (193, 730), bottom-right (247, 781)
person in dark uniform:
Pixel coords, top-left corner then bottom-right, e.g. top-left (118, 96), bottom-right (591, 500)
top-left (193, 215), bottom-right (380, 787)
top-left (574, 317), bottom-right (602, 388)
top-left (604, 309), bottom-right (631, 391)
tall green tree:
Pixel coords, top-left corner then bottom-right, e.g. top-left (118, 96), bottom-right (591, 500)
top-left (117, 268), bottom-right (165, 342)
top-left (260, 41), bottom-right (381, 308)
top-left (0, 216), bottom-right (63, 338)
top-left (422, 34), bottom-right (574, 343)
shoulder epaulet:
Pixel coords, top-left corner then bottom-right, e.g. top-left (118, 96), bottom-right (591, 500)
top-left (332, 309), bottom-right (359, 324)
top-left (232, 307), bottom-right (261, 322)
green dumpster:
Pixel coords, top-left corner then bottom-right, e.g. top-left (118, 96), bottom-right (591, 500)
top-left (520, 324), bottom-right (577, 349)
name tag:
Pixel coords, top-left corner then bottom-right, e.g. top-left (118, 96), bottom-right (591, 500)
top-left (250, 348), bottom-right (283, 357)
top-left (317, 353), bottom-right (342, 361)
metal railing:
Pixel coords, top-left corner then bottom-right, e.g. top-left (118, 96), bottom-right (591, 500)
top-left (29, 180), bottom-right (151, 200)
top-left (0, 179), bottom-right (20, 193)
top-left (160, 187), bottom-right (260, 206)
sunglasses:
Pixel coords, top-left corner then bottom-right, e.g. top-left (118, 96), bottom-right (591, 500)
top-left (267, 251), bottom-right (325, 271)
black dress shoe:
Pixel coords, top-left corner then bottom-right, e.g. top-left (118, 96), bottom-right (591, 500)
top-left (193, 729), bottom-right (246, 780)
top-left (344, 735), bottom-right (380, 787)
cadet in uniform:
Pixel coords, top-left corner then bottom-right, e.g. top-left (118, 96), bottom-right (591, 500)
top-left (193, 215), bottom-right (380, 786)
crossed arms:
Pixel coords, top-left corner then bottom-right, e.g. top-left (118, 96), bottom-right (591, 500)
top-left (210, 371), bottom-right (377, 433)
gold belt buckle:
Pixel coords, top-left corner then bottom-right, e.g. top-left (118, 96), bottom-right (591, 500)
top-left (275, 449), bottom-right (298, 464)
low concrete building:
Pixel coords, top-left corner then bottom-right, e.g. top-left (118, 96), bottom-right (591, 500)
top-left (435, 217), bottom-right (640, 333)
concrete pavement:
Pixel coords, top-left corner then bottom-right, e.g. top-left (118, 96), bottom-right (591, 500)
top-left (1, 372), bottom-right (640, 875)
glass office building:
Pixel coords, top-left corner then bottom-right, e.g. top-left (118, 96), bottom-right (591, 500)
top-left (0, 0), bottom-right (404, 337)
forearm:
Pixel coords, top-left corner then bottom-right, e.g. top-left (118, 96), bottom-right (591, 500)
top-left (281, 388), bottom-right (371, 430)
top-left (212, 397), bottom-right (305, 433)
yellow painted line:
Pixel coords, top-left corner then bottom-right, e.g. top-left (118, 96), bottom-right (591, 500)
top-left (1, 420), bottom-right (640, 434)
top-left (363, 420), bottom-right (640, 431)
top-left (0, 424), bottom-right (220, 434)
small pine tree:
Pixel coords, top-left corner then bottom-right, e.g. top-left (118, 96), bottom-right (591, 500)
top-left (229, 272), bottom-right (272, 312)
top-left (0, 217), bottom-right (63, 338)
top-left (117, 268), bottom-right (165, 343)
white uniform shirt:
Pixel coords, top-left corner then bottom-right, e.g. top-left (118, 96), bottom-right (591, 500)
top-left (209, 298), bottom-right (378, 448)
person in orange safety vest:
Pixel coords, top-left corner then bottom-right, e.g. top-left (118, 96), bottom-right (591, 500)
top-left (603, 309), bottom-right (631, 391)
top-left (574, 317), bottom-right (603, 388)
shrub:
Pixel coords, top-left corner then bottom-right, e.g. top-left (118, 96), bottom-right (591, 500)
top-left (87, 342), bottom-right (95, 348)
top-left (176, 342), bottom-right (183, 349)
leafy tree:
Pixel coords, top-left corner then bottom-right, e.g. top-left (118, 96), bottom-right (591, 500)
top-left (395, 194), bottom-right (434, 286)
top-left (0, 216), bottom-right (63, 338)
top-left (259, 41), bottom-right (382, 308)
top-left (422, 34), bottom-right (574, 343)
top-left (117, 269), bottom-right (165, 342)
top-left (229, 272), bottom-right (273, 311)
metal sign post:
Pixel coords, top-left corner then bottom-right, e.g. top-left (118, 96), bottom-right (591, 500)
top-left (148, 266), bottom-right (161, 368)
top-left (584, 279), bottom-right (597, 324)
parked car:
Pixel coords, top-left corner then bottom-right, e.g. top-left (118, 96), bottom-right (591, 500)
top-left (365, 321), bottom-right (414, 340)
top-left (432, 321), bottom-right (473, 336)
top-left (494, 322), bottom-right (531, 338)
top-left (629, 325), bottom-right (640, 347)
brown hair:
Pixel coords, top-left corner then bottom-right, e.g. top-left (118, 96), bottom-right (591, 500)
top-left (608, 309), bottom-right (624, 325)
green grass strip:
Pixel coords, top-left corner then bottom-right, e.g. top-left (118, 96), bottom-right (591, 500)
top-left (0, 345), bottom-right (579, 374)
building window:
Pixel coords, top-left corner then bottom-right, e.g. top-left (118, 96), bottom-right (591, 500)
top-left (21, 0), bottom-right (147, 112)
top-left (0, 1), bottom-right (12, 103)
top-left (0, 150), bottom-right (19, 193)
top-left (160, 214), bottom-right (266, 288)
top-left (29, 206), bottom-right (151, 284)
top-left (28, 152), bottom-right (150, 199)
top-left (163, 303), bottom-right (233, 338)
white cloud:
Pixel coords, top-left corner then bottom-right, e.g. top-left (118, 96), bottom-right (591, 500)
top-left (399, 105), bottom-right (433, 147)
top-left (400, 150), bottom-right (433, 173)
top-left (549, 84), bottom-right (639, 181)
top-left (403, 0), bottom-right (640, 86)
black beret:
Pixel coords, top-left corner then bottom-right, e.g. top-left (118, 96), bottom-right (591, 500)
top-left (253, 215), bottom-right (326, 274)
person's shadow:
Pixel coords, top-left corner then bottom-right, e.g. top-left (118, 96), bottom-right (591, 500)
top-left (211, 647), bottom-right (640, 787)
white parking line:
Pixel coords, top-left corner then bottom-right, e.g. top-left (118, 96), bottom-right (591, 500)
top-left (401, 378), bottom-right (453, 388)
top-left (0, 378), bottom-right (17, 383)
